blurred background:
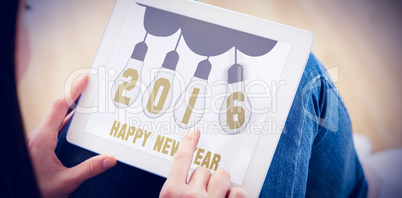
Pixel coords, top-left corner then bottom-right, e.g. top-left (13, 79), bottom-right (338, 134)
top-left (19, 0), bottom-right (402, 153)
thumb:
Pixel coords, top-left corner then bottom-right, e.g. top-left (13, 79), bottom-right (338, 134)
top-left (66, 155), bottom-right (116, 189)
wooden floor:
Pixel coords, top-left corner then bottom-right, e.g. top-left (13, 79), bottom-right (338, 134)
top-left (19, 0), bottom-right (402, 152)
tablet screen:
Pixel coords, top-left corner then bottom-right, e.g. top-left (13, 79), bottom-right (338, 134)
top-left (82, 2), bottom-right (292, 184)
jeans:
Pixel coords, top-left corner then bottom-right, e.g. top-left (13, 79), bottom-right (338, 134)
top-left (55, 53), bottom-right (367, 197)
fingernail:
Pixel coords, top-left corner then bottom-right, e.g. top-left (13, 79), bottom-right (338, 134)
top-left (103, 158), bottom-right (116, 169)
top-left (192, 127), bottom-right (200, 135)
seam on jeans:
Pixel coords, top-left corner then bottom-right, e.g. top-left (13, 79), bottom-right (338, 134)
top-left (319, 75), bottom-right (350, 122)
top-left (308, 75), bottom-right (330, 149)
top-left (290, 114), bottom-right (306, 198)
top-left (312, 76), bottom-right (350, 149)
top-left (300, 73), bottom-right (331, 148)
top-left (301, 74), bottom-right (321, 127)
top-left (289, 77), bottom-right (311, 197)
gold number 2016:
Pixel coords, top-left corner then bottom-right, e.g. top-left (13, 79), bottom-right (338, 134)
top-left (113, 68), bottom-right (139, 105)
top-left (226, 91), bottom-right (245, 130)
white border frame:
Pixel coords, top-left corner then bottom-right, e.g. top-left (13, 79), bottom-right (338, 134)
top-left (67, 0), bottom-right (314, 196)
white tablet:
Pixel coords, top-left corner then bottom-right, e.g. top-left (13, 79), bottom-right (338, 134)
top-left (67, 0), bottom-right (313, 196)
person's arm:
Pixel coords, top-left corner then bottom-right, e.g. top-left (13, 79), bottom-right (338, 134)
top-left (160, 128), bottom-right (247, 198)
top-left (26, 75), bottom-right (117, 198)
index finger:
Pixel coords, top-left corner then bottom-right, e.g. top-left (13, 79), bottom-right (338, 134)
top-left (167, 128), bottom-right (200, 184)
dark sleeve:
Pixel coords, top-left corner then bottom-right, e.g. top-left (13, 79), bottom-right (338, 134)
top-left (0, 1), bottom-right (41, 197)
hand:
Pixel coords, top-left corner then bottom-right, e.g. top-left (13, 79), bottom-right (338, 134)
top-left (26, 75), bottom-right (117, 198)
top-left (160, 128), bottom-right (247, 198)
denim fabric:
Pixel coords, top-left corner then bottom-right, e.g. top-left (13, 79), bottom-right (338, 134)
top-left (258, 53), bottom-right (367, 198)
top-left (55, 53), bottom-right (367, 197)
